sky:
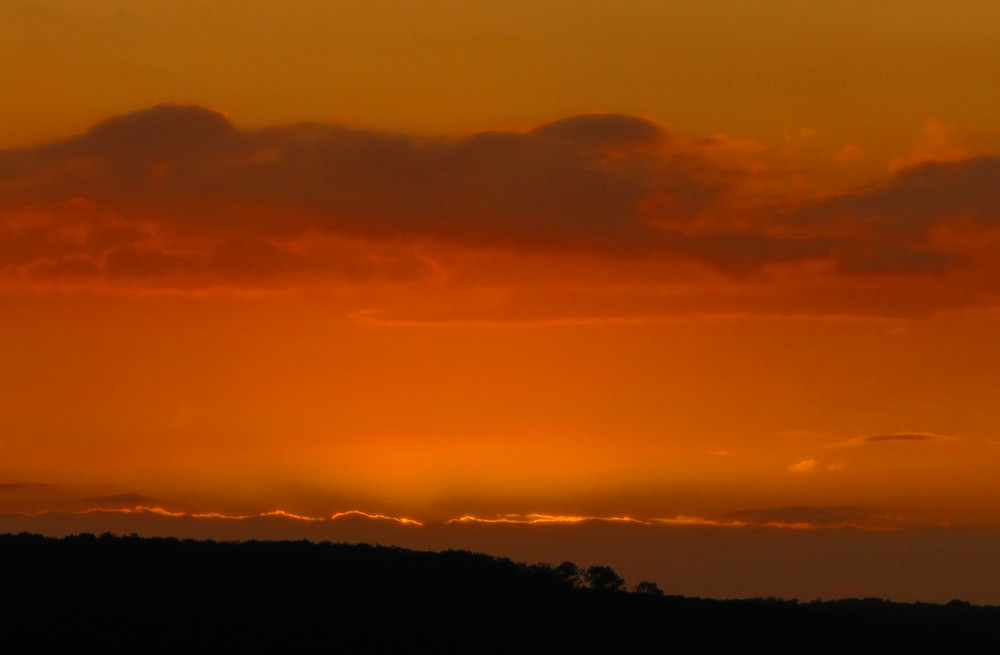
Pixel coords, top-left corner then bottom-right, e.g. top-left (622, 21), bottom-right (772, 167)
top-left (3, 1), bottom-right (1000, 602)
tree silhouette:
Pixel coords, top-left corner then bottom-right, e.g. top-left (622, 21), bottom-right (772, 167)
top-left (583, 565), bottom-right (624, 592)
top-left (633, 581), bottom-right (664, 596)
top-left (553, 561), bottom-right (582, 588)
top-left (3, 533), bottom-right (999, 653)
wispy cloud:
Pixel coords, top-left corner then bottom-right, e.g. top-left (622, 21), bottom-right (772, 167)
top-left (38, 506), bottom-right (426, 525)
top-left (87, 493), bottom-right (158, 505)
top-left (446, 513), bottom-right (649, 525)
top-left (788, 458), bottom-right (818, 472)
top-left (0, 483), bottom-right (34, 491)
top-left (2, 505), bottom-right (907, 532)
top-left (0, 483), bottom-right (61, 492)
top-left (832, 432), bottom-right (951, 447)
top-left (446, 513), bottom-right (753, 527)
top-left (328, 510), bottom-right (423, 526)
top-left (728, 506), bottom-right (898, 529)
top-left (863, 433), bottom-right (941, 443)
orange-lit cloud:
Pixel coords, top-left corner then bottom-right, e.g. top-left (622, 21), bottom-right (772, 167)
top-left (447, 513), bottom-right (649, 525)
top-left (788, 458), bottom-right (818, 473)
top-left (1, 105), bottom-right (997, 319)
top-left (24, 506), bottom-right (426, 526)
top-left (11, 506), bottom-right (894, 531)
top-left (791, 157), bottom-right (1000, 240)
top-left (77, 506), bottom-right (188, 518)
top-left (0, 105), bottom-right (709, 253)
top-left (4, 2), bottom-right (1000, 609)
top-left (329, 510), bottom-right (423, 526)
top-left (889, 120), bottom-right (987, 172)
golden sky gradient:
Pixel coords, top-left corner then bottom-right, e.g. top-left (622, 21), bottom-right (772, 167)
top-left (3, 0), bottom-right (1000, 600)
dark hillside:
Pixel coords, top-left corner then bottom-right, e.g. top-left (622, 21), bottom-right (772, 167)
top-left (1, 532), bottom-right (996, 653)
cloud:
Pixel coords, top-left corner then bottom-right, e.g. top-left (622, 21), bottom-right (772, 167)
top-left (765, 155), bottom-right (1000, 296)
top-left (0, 107), bottom-right (838, 267)
top-left (833, 432), bottom-right (949, 447)
top-left (529, 113), bottom-right (665, 148)
top-left (328, 510), bottom-right (423, 525)
top-left (1, 105), bottom-right (696, 247)
top-left (0, 482), bottom-right (125, 513)
top-left (0, 483), bottom-right (60, 492)
top-left (888, 120), bottom-right (982, 172)
top-left (863, 433), bottom-right (940, 443)
top-left (787, 458), bottom-right (817, 472)
top-left (87, 493), bottom-right (158, 505)
top-left (0, 104), bottom-right (998, 315)
top-left (0, 104), bottom-right (731, 290)
top-left (788, 156), bottom-right (1000, 261)
top-left (808, 157), bottom-right (1000, 229)
top-left (7, 505), bottom-right (895, 533)
top-left (728, 506), bottom-right (892, 528)
top-left (447, 513), bottom-right (650, 525)
top-left (82, 104), bottom-right (236, 158)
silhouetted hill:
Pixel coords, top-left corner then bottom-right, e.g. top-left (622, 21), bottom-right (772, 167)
top-left (1, 532), bottom-right (997, 653)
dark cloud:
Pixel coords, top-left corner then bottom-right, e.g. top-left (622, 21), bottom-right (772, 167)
top-left (774, 156), bottom-right (1000, 279)
top-left (1, 105), bottom-right (998, 295)
top-left (791, 156), bottom-right (1000, 239)
top-left (863, 433), bottom-right (939, 443)
top-left (529, 113), bottom-right (664, 148)
top-left (657, 231), bottom-right (835, 276)
top-left (0, 483), bottom-right (60, 492)
top-left (0, 105), bottom-right (730, 287)
top-left (88, 493), bottom-right (158, 505)
top-left (833, 245), bottom-right (959, 276)
top-left (1, 104), bottom-right (701, 250)
top-left (81, 104), bottom-right (237, 163)
top-left (728, 506), bottom-right (884, 527)
top-left (0, 482), bottom-right (88, 513)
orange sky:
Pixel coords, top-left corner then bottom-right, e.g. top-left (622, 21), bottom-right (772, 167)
top-left (3, 0), bottom-right (1000, 601)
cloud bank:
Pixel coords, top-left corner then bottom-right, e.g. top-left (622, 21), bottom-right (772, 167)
top-left (727, 506), bottom-right (893, 529)
top-left (1, 105), bottom-right (998, 316)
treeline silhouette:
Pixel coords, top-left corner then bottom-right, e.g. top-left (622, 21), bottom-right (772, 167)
top-left (1, 532), bottom-right (997, 653)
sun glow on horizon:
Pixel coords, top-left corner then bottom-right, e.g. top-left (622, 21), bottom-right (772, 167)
top-left (3, 1), bottom-right (1000, 606)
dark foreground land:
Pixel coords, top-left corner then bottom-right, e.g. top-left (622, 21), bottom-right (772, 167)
top-left (1, 533), bottom-right (997, 653)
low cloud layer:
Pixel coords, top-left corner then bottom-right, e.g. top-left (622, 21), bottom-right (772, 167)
top-left (728, 506), bottom-right (891, 528)
top-left (1, 105), bottom-right (998, 315)
top-left (833, 432), bottom-right (949, 448)
top-left (88, 493), bottom-right (159, 505)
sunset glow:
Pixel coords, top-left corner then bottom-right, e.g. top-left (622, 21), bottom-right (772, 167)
top-left (4, 0), bottom-right (1000, 603)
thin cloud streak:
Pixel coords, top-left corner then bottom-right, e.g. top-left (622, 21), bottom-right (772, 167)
top-left (6, 507), bottom-right (896, 531)
top-left (788, 458), bottom-right (818, 473)
top-left (831, 432), bottom-right (953, 448)
top-left (728, 506), bottom-right (901, 530)
top-left (864, 433), bottom-right (941, 443)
